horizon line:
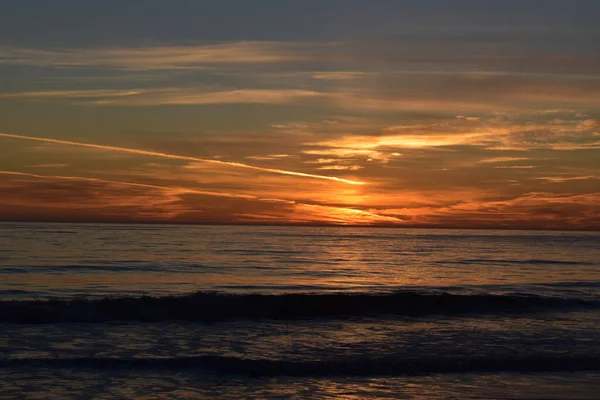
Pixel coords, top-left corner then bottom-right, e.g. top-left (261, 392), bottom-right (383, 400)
top-left (0, 218), bottom-right (597, 233)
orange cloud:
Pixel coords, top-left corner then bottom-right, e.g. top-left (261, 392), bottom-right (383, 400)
top-left (0, 133), bottom-right (365, 185)
top-left (0, 170), bottom-right (404, 226)
top-left (0, 42), bottom-right (321, 70)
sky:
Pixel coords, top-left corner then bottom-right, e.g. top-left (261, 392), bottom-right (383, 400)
top-left (0, 0), bottom-right (599, 230)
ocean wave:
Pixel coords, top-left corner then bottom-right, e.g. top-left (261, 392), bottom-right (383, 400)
top-left (0, 291), bottom-right (596, 324)
top-left (0, 264), bottom-right (211, 273)
top-left (3, 354), bottom-right (600, 376)
top-left (445, 259), bottom-right (597, 266)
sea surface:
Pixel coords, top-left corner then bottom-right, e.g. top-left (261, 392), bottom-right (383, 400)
top-left (1, 222), bottom-right (599, 399)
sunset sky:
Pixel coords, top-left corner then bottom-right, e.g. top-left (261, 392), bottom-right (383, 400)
top-left (0, 0), bottom-right (599, 229)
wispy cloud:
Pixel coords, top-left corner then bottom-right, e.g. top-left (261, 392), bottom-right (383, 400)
top-left (0, 89), bottom-right (141, 99)
top-left (0, 132), bottom-right (365, 185)
top-left (3, 73), bottom-right (600, 113)
top-left (494, 165), bottom-right (537, 169)
top-left (0, 170), bottom-right (403, 225)
top-left (534, 175), bottom-right (599, 183)
top-left (25, 163), bottom-right (69, 168)
top-left (293, 203), bottom-right (402, 225)
top-left (3, 42), bottom-right (599, 75)
top-left (0, 170), bottom-right (257, 200)
top-left (91, 89), bottom-right (325, 106)
top-left (304, 116), bottom-right (600, 153)
top-left (478, 157), bottom-right (530, 163)
top-left (317, 165), bottom-right (363, 171)
top-left (0, 42), bottom-right (323, 70)
top-left (245, 154), bottom-right (291, 161)
top-left (382, 191), bottom-right (600, 230)
top-left (0, 88), bottom-right (324, 106)
top-left (312, 71), bottom-right (369, 80)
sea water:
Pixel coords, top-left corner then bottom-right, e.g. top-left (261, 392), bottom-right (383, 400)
top-left (1, 223), bottom-right (599, 398)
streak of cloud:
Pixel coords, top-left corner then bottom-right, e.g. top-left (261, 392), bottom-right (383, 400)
top-left (534, 175), bottom-right (599, 183)
top-left (25, 164), bottom-right (69, 168)
top-left (0, 88), bottom-right (324, 106)
top-left (478, 157), bottom-right (530, 163)
top-left (0, 42), bottom-right (321, 70)
top-left (0, 170), bottom-right (258, 200)
top-left (2, 42), bottom-right (599, 75)
top-left (0, 170), bottom-right (400, 225)
top-left (305, 117), bottom-right (600, 153)
top-left (0, 133), bottom-right (365, 185)
top-left (0, 89), bottom-right (141, 99)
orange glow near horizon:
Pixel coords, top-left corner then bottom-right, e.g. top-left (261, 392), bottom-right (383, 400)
top-left (0, 170), bottom-right (399, 226)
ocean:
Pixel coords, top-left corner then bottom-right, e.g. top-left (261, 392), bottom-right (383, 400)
top-left (1, 222), bottom-right (599, 399)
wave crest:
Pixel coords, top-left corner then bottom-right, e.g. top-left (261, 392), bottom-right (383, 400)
top-left (4, 354), bottom-right (600, 376)
top-left (1, 291), bottom-right (595, 324)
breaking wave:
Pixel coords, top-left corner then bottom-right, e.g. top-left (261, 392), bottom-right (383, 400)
top-left (1, 291), bottom-right (596, 323)
top-left (3, 354), bottom-right (600, 376)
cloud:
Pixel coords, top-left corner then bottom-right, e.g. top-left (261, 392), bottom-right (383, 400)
top-left (0, 171), bottom-right (189, 220)
top-left (304, 116), bottom-right (600, 153)
top-left (2, 40), bottom-right (600, 74)
top-left (245, 154), bottom-right (291, 161)
top-left (0, 132), bottom-right (365, 185)
top-left (91, 89), bottom-right (325, 106)
top-left (534, 175), bottom-right (599, 183)
top-left (0, 170), bottom-right (403, 226)
top-left (2, 164), bottom-right (598, 229)
top-left (381, 191), bottom-right (600, 230)
top-left (0, 89), bottom-right (141, 99)
top-left (3, 70), bottom-right (600, 114)
top-left (312, 71), bottom-right (369, 80)
top-left (478, 157), bottom-right (530, 163)
top-left (0, 170), bottom-right (258, 200)
top-left (25, 163), bottom-right (69, 168)
top-left (303, 148), bottom-right (397, 163)
top-left (0, 88), bottom-right (325, 106)
top-left (0, 42), bottom-right (323, 70)
top-left (317, 165), bottom-right (363, 171)
top-left (494, 165), bottom-right (537, 169)
top-left (292, 203), bottom-right (401, 225)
